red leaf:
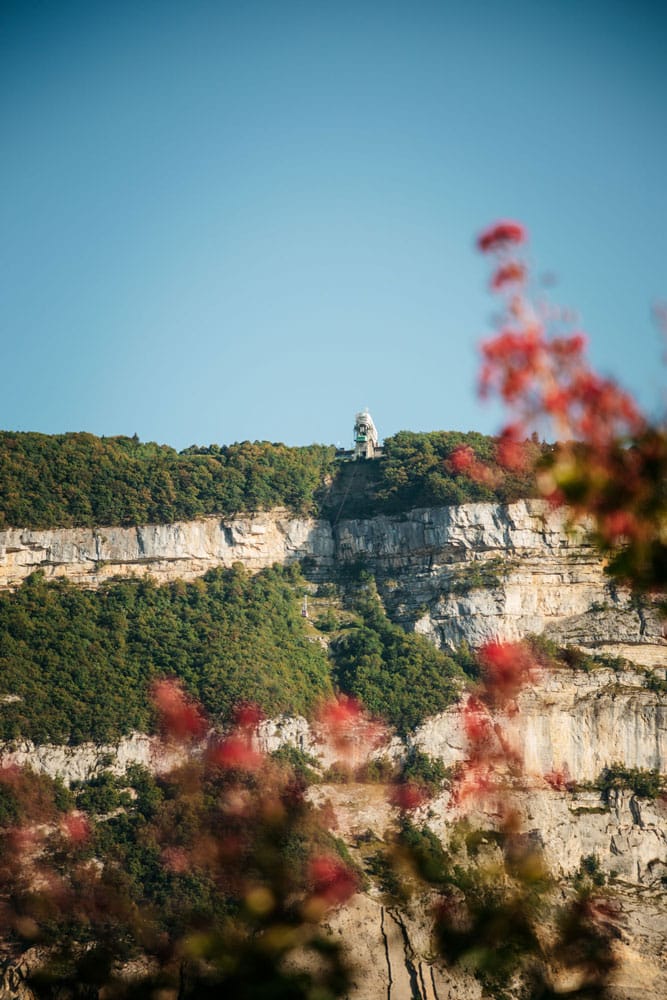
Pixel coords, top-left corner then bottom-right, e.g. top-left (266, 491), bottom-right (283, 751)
top-left (477, 220), bottom-right (527, 253)
top-left (309, 854), bottom-right (358, 906)
top-left (152, 679), bottom-right (207, 740)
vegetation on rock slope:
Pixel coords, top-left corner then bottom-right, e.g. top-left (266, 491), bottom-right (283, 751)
top-left (0, 565), bottom-right (333, 743)
top-left (329, 582), bottom-right (465, 733)
top-left (0, 428), bottom-right (541, 529)
top-left (324, 429), bottom-right (544, 518)
top-left (0, 566), bottom-right (465, 745)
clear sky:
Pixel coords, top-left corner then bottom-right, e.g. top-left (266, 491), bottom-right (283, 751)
top-left (2, 0), bottom-right (666, 451)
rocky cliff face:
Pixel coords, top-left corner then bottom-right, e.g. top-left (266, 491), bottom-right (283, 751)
top-left (2, 501), bottom-right (666, 999)
top-left (1, 733), bottom-right (182, 785)
top-left (309, 777), bottom-right (667, 999)
top-left (324, 886), bottom-right (667, 1000)
top-left (412, 666), bottom-right (667, 783)
top-left (2, 500), bottom-right (665, 661)
top-left (0, 514), bottom-right (333, 588)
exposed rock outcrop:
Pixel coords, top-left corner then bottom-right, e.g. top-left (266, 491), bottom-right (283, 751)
top-left (325, 894), bottom-right (482, 1000)
top-left (0, 951), bottom-right (37, 1000)
top-left (2, 500), bottom-right (666, 998)
top-left (0, 515), bottom-right (333, 589)
top-left (2, 501), bottom-right (665, 661)
top-left (311, 780), bottom-right (667, 998)
top-left (1, 733), bottom-right (182, 785)
top-left (412, 665), bottom-right (667, 783)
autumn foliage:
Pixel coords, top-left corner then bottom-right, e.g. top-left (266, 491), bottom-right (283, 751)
top-left (477, 218), bottom-right (667, 590)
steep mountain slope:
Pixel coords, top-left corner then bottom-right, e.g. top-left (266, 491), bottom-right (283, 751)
top-left (1, 437), bottom-right (666, 998)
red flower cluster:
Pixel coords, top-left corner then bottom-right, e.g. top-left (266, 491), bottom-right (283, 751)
top-left (308, 854), bottom-right (358, 908)
top-left (477, 220), bottom-right (527, 253)
top-left (161, 846), bottom-right (190, 873)
top-left (152, 679), bottom-right (207, 741)
top-left (477, 640), bottom-right (538, 707)
top-left (452, 696), bottom-right (501, 806)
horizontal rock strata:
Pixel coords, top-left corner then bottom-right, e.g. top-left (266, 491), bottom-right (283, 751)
top-left (2, 501), bottom-right (665, 658)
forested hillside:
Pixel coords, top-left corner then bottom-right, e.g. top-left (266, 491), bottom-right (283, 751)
top-left (0, 565), bottom-right (332, 743)
top-left (0, 429), bottom-right (542, 529)
top-left (0, 432), bottom-right (336, 527)
top-left (0, 566), bottom-right (464, 745)
top-left (322, 429), bottom-right (543, 518)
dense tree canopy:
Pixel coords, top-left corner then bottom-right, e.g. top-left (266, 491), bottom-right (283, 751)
top-left (0, 429), bottom-right (541, 529)
top-left (0, 432), bottom-right (336, 528)
top-left (321, 430), bottom-right (544, 519)
top-left (0, 563), bottom-right (476, 745)
top-left (373, 430), bottom-right (543, 511)
top-left (330, 585), bottom-right (465, 733)
top-left (0, 565), bottom-right (333, 744)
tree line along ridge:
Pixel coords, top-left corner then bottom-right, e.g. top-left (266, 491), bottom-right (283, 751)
top-left (0, 429), bottom-right (544, 529)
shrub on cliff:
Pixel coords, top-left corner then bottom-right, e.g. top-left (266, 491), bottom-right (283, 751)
top-left (330, 585), bottom-right (464, 733)
top-left (598, 764), bottom-right (664, 801)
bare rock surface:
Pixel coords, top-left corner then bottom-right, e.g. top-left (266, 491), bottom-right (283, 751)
top-left (2, 500), bottom-right (665, 666)
top-left (410, 666), bottom-right (667, 784)
top-left (0, 514), bottom-right (333, 589)
top-left (325, 893), bottom-right (482, 1000)
top-left (1, 733), bottom-right (181, 785)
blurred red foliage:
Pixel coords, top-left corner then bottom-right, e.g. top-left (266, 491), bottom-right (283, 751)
top-left (152, 678), bottom-right (207, 740)
top-left (389, 781), bottom-right (428, 812)
top-left (477, 220), bottom-right (527, 252)
top-left (315, 694), bottom-right (386, 765)
top-left (477, 218), bottom-right (667, 590)
top-left (309, 854), bottom-right (359, 907)
top-left (60, 812), bottom-right (90, 845)
top-left (478, 640), bottom-right (538, 707)
top-left (207, 733), bottom-right (263, 771)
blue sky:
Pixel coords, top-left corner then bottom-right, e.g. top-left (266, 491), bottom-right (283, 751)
top-left (2, 0), bottom-right (665, 451)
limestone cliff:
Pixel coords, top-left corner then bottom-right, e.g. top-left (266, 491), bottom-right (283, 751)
top-left (1, 500), bottom-right (666, 999)
top-left (412, 665), bottom-right (667, 783)
top-left (2, 500), bottom-right (665, 661)
top-left (0, 514), bottom-right (332, 588)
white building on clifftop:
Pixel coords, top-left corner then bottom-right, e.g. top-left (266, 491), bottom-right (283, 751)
top-left (353, 409), bottom-right (380, 459)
